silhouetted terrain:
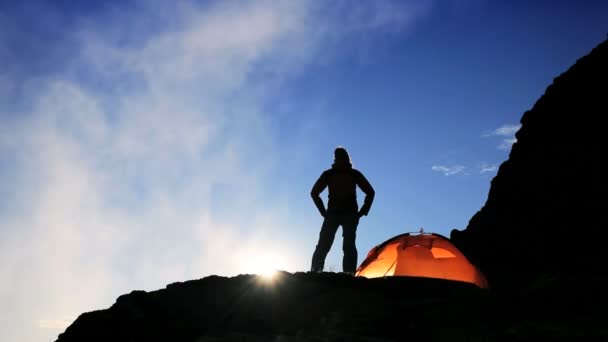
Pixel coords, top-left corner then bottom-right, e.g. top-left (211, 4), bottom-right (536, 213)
top-left (59, 274), bottom-right (495, 341)
top-left (451, 38), bottom-right (608, 290)
top-left (57, 39), bottom-right (608, 341)
top-left (56, 272), bottom-right (606, 341)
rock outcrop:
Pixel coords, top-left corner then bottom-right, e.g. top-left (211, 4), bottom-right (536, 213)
top-left (56, 271), bottom-right (607, 341)
top-left (58, 273), bottom-right (492, 342)
top-left (451, 39), bottom-right (608, 289)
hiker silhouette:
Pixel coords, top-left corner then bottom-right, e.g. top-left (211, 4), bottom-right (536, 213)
top-left (310, 147), bottom-right (375, 274)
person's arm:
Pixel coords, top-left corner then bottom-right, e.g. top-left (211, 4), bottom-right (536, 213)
top-left (356, 172), bottom-right (375, 217)
top-left (311, 172), bottom-right (329, 217)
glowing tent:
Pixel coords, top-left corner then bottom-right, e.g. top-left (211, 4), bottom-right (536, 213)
top-left (355, 232), bottom-right (488, 288)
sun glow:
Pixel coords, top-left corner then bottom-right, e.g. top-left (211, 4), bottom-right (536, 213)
top-left (243, 253), bottom-right (286, 281)
top-left (259, 268), bottom-right (278, 280)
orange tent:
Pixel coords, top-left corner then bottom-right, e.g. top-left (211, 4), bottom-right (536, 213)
top-left (356, 232), bottom-right (488, 288)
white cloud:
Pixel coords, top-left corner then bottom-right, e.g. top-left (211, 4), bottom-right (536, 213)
top-left (480, 164), bottom-right (498, 174)
top-left (497, 138), bottom-right (517, 150)
top-left (482, 124), bottom-right (521, 137)
top-left (482, 124), bottom-right (521, 150)
top-left (431, 165), bottom-right (466, 176)
top-left (0, 1), bottom-right (433, 342)
top-left (431, 163), bottom-right (498, 176)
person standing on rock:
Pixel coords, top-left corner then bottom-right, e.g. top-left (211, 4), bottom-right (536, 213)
top-left (310, 147), bottom-right (375, 274)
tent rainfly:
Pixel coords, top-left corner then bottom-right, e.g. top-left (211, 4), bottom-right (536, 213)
top-left (355, 232), bottom-right (488, 288)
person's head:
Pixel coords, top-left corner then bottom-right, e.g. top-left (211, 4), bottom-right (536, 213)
top-left (334, 146), bottom-right (350, 164)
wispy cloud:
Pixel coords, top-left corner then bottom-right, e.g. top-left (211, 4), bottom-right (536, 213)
top-left (482, 124), bottom-right (521, 137)
top-left (482, 124), bottom-right (521, 150)
top-left (479, 164), bottom-right (498, 174)
top-left (0, 1), bottom-right (433, 342)
top-left (432, 165), bottom-right (466, 176)
top-left (498, 138), bottom-right (518, 150)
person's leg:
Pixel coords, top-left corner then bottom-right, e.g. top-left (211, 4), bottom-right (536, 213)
top-left (311, 215), bottom-right (340, 272)
top-left (341, 214), bottom-right (359, 274)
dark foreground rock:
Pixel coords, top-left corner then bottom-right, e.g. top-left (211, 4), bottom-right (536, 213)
top-left (451, 38), bottom-right (608, 290)
top-left (56, 272), bottom-right (607, 342)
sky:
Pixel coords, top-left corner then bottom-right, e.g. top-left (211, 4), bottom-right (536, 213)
top-left (0, 0), bottom-right (606, 341)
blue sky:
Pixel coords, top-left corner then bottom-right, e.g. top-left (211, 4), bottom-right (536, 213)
top-left (1, 1), bottom-right (606, 340)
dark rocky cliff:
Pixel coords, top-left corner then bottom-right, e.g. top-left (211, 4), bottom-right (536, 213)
top-left (451, 39), bottom-right (608, 290)
top-left (56, 272), bottom-right (607, 341)
top-left (58, 274), bottom-right (497, 342)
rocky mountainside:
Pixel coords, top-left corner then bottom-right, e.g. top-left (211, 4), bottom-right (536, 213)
top-left (451, 39), bottom-right (608, 290)
top-left (58, 274), bottom-right (494, 342)
top-left (55, 272), bottom-right (606, 341)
